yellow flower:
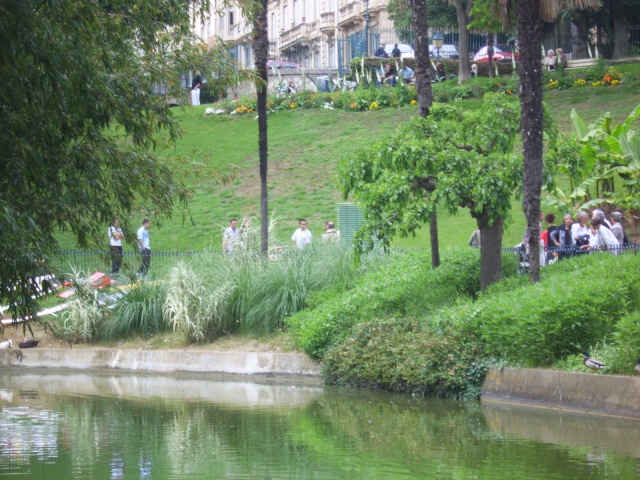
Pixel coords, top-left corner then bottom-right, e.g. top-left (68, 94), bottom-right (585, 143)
top-left (349, 102), bottom-right (358, 109)
top-left (611, 79), bottom-right (620, 85)
top-left (575, 79), bottom-right (586, 86)
top-left (410, 99), bottom-right (417, 106)
top-left (369, 101), bottom-right (379, 110)
top-left (290, 102), bottom-right (298, 109)
top-left (592, 81), bottom-right (601, 87)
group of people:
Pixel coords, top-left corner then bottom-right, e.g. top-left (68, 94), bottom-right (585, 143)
top-left (544, 48), bottom-right (569, 71)
top-left (537, 209), bottom-right (629, 264)
top-left (222, 218), bottom-right (340, 254)
top-left (107, 218), bottom-right (152, 278)
top-left (373, 43), bottom-right (402, 59)
top-left (381, 62), bottom-right (415, 86)
top-left (469, 209), bottom-right (632, 265)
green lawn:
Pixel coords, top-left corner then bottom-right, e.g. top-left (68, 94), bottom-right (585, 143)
top-left (62, 62), bottom-right (640, 253)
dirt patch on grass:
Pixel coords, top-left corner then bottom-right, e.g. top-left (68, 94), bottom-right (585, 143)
top-left (2, 321), bottom-right (297, 353)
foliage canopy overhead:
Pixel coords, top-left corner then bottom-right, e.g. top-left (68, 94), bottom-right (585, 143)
top-left (0, 0), bottom-right (251, 320)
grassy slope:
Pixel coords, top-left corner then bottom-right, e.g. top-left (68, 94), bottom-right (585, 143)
top-left (65, 63), bottom-right (640, 253)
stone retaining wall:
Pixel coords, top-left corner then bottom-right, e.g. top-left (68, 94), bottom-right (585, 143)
top-left (482, 367), bottom-right (640, 418)
top-left (0, 349), bottom-right (321, 379)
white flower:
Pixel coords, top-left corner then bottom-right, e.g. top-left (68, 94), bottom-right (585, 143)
top-left (230, 110), bottom-right (237, 115)
top-left (205, 107), bottom-right (215, 115)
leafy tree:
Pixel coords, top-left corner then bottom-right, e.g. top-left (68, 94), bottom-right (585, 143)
top-left (339, 94), bottom-right (522, 290)
top-left (0, 0), bottom-right (250, 323)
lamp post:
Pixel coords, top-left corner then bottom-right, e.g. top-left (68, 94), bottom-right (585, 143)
top-left (433, 32), bottom-right (444, 61)
top-left (364, 0), bottom-right (370, 57)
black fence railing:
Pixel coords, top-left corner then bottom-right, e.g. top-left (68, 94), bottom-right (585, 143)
top-left (50, 243), bottom-right (639, 280)
top-left (51, 250), bottom-right (198, 279)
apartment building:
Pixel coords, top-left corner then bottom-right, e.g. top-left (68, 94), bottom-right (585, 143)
top-left (193, 0), bottom-right (396, 70)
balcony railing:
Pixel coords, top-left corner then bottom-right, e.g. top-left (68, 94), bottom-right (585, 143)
top-left (320, 12), bottom-right (336, 36)
top-left (280, 23), bottom-right (311, 49)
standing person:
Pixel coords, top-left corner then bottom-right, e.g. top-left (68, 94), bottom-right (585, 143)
top-left (108, 218), bottom-right (124, 276)
top-left (391, 44), bottom-right (402, 58)
top-left (588, 217), bottom-right (619, 253)
top-left (322, 221), bottom-right (339, 242)
top-left (191, 73), bottom-right (202, 106)
top-left (223, 218), bottom-right (240, 255)
top-left (137, 219), bottom-right (151, 277)
top-left (291, 219), bottom-right (312, 249)
top-left (610, 211), bottom-right (626, 245)
top-left (541, 213), bottom-right (557, 265)
top-left (550, 213), bottom-right (575, 260)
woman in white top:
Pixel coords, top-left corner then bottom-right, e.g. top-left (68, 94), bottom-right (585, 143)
top-left (588, 216), bottom-right (620, 253)
top-left (108, 218), bottom-right (125, 275)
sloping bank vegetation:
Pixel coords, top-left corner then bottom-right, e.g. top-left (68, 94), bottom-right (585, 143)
top-left (287, 250), bottom-right (640, 400)
top-left (56, 243), bottom-right (640, 400)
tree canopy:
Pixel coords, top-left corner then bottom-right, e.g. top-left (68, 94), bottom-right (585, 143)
top-left (0, 0), bottom-right (250, 321)
top-left (339, 93), bottom-right (523, 289)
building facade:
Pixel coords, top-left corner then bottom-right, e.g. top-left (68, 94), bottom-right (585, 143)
top-left (192, 0), bottom-right (398, 70)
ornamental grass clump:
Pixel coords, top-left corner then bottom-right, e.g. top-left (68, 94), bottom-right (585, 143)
top-left (103, 281), bottom-right (168, 340)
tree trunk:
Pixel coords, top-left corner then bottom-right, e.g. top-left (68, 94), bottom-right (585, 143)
top-left (409, 0), bottom-right (434, 118)
top-left (452, 0), bottom-right (473, 82)
top-left (612, 15), bottom-right (628, 59)
top-left (488, 32), bottom-right (495, 78)
top-left (479, 216), bottom-right (503, 290)
top-left (253, 0), bottom-right (269, 255)
top-left (409, 0), bottom-right (439, 268)
top-left (429, 210), bottom-right (440, 268)
top-left (516, 0), bottom-right (543, 283)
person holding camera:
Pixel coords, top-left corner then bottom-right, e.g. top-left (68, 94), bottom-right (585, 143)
top-left (588, 216), bottom-right (619, 253)
top-left (108, 218), bottom-right (125, 275)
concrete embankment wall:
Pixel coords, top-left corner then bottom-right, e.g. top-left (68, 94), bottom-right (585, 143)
top-left (0, 349), bottom-right (321, 379)
top-left (482, 367), bottom-right (640, 418)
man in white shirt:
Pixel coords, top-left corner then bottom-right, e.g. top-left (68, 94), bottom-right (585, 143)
top-left (291, 219), bottom-right (312, 249)
top-left (223, 218), bottom-right (240, 254)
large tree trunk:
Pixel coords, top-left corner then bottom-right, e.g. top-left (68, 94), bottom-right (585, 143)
top-left (253, 0), bottom-right (269, 255)
top-left (452, 0), bottom-right (473, 82)
top-left (479, 216), bottom-right (503, 290)
top-left (409, 0), bottom-right (439, 268)
top-left (516, 0), bottom-right (543, 283)
top-left (612, 15), bottom-right (628, 59)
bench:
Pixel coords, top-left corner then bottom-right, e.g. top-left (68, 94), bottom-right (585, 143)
top-left (566, 58), bottom-right (596, 70)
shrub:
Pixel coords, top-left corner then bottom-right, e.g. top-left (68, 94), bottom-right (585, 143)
top-left (287, 248), bottom-right (516, 359)
top-left (608, 310), bottom-right (640, 374)
top-left (323, 317), bottom-right (490, 400)
top-left (449, 253), bottom-right (640, 366)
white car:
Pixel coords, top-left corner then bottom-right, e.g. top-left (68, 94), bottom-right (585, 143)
top-left (384, 43), bottom-right (415, 59)
top-left (428, 44), bottom-right (459, 60)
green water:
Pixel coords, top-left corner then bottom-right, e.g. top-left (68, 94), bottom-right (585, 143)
top-left (1, 370), bottom-right (639, 479)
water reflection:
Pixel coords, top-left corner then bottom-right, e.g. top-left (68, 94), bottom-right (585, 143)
top-left (1, 370), bottom-right (639, 479)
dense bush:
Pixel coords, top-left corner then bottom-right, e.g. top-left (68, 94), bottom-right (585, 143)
top-left (441, 253), bottom-right (640, 366)
top-left (287, 248), bottom-right (517, 359)
top-left (323, 317), bottom-right (490, 400)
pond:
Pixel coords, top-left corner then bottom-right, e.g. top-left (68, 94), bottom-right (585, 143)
top-left (1, 369), bottom-right (639, 479)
